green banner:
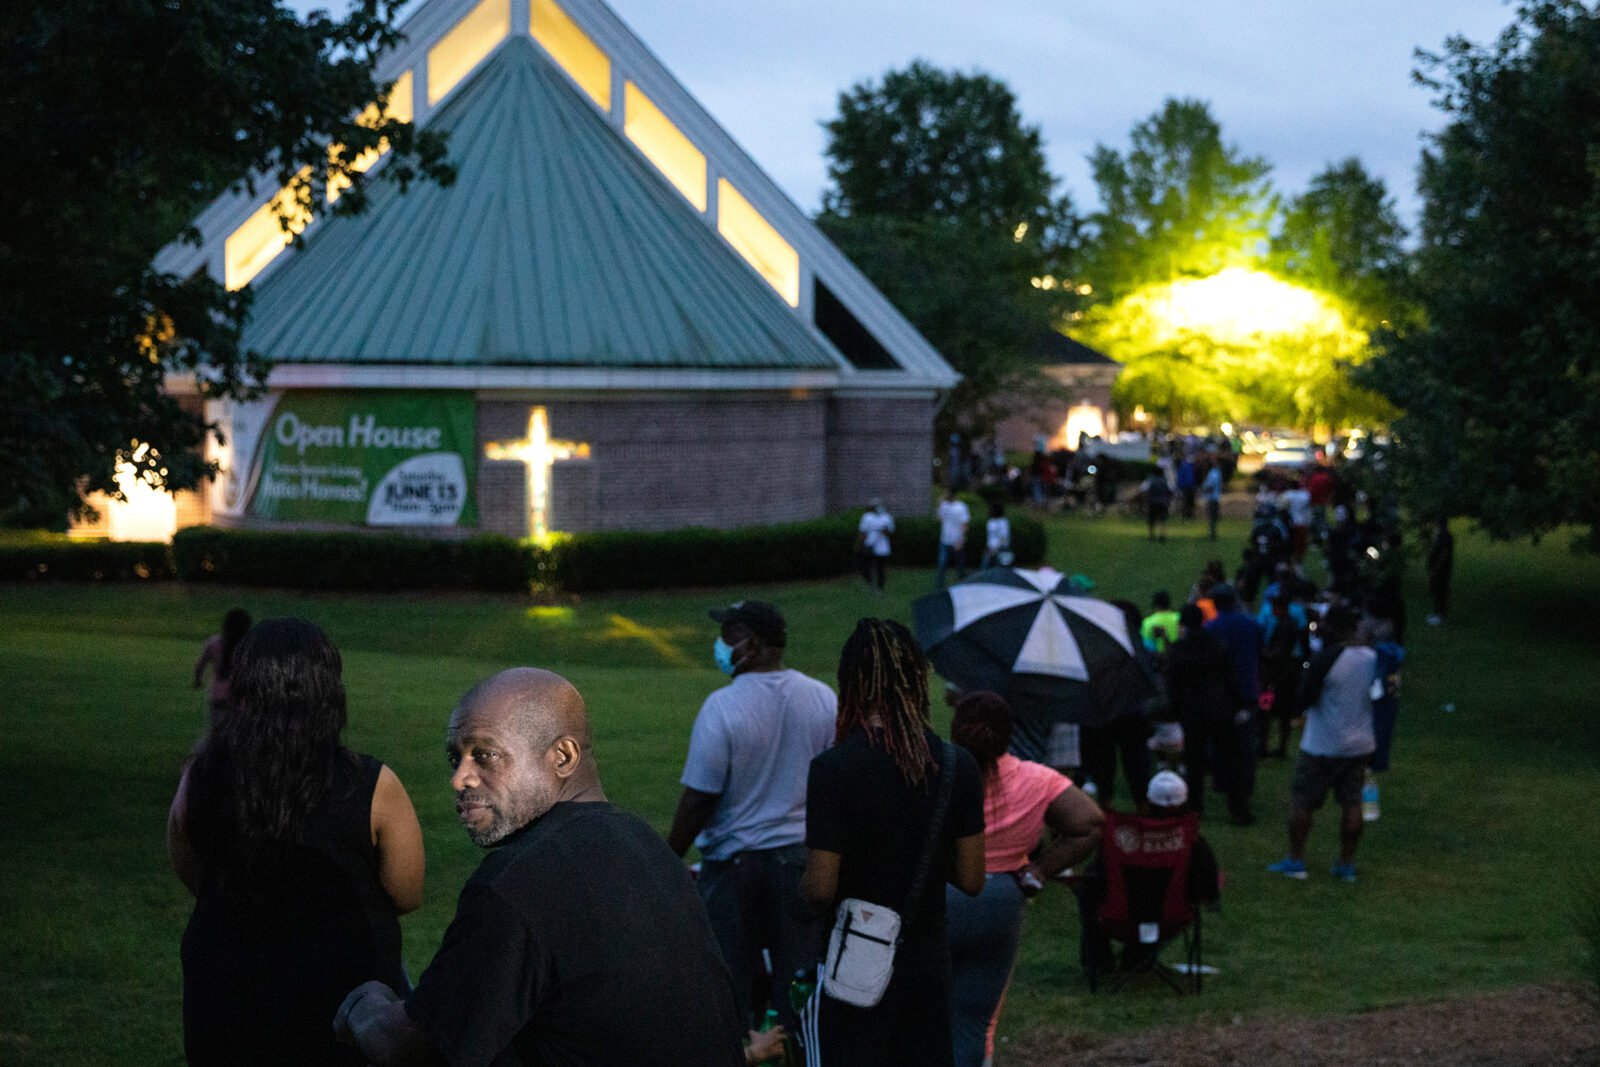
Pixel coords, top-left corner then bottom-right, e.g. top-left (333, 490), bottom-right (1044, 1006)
top-left (246, 391), bottom-right (478, 527)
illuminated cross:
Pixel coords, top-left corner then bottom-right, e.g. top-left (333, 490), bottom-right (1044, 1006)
top-left (483, 407), bottom-right (590, 538)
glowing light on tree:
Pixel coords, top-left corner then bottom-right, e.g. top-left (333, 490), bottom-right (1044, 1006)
top-left (1148, 268), bottom-right (1351, 344)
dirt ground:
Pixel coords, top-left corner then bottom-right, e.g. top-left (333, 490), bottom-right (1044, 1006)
top-left (1005, 984), bottom-right (1600, 1066)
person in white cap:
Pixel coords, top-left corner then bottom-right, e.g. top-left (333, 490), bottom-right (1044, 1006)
top-left (1071, 770), bottom-right (1222, 975)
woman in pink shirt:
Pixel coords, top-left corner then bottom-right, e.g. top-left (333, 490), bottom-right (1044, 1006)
top-left (945, 692), bottom-right (1103, 1067)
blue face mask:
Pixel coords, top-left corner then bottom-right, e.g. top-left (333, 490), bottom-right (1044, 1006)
top-left (713, 636), bottom-right (740, 676)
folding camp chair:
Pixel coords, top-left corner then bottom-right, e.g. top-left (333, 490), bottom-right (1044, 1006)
top-left (1086, 809), bottom-right (1204, 994)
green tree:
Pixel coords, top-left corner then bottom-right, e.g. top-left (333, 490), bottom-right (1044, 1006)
top-left (0, 0), bottom-right (452, 524)
top-left (1273, 158), bottom-right (1409, 328)
top-left (1082, 98), bottom-right (1275, 301)
top-left (817, 61), bottom-right (1078, 439)
top-left (1360, 0), bottom-right (1600, 547)
top-left (1080, 100), bottom-right (1393, 432)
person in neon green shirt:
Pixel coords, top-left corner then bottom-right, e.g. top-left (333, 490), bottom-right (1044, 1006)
top-left (1140, 591), bottom-right (1182, 654)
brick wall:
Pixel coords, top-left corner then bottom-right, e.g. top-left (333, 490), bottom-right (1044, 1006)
top-left (824, 396), bottom-right (937, 517)
top-left (477, 394), bottom-right (831, 534)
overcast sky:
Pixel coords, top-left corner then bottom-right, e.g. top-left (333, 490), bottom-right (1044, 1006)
top-left (608, 0), bottom-right (1518, 230)
top-left (298, 0), bottom-right (1520, 229)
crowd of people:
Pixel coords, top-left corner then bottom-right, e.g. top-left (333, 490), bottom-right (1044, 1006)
top-left (174, 608), bottom-right (1108, 1067)
top-left (169, 457), bottom-right (1443, 1067)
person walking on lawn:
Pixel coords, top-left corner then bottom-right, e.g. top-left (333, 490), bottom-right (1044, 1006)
top-left (1268, 607), bottom-right (1379, 883)
top-left (936, 487), bottom-right (971, 589)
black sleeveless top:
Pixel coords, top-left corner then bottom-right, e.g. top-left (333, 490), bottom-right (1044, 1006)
top-left (181, 753), bottom-right (405, 1066)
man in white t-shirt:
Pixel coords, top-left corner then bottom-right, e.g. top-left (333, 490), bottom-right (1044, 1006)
top-left (1267, 606), bottom-right (1378, 883)
top-left (935, 487), bottom-right (971, 589)
top-left (667, 600), bottom-right (837, 1032)
top-left (855, 499), bottom-right (894, 592)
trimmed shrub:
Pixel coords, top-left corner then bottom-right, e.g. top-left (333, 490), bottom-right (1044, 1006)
top-left (171, 527), bottom-right (529, 592)
top-left (162, 508), bottom-right (1050, 595)
top-left (538, 517), bottom-right (859, 594)
top-left (0, 533), bottom-right (173, 581)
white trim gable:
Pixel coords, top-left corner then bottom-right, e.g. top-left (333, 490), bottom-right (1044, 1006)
top-left (154, 0), bottom-right (959, 392)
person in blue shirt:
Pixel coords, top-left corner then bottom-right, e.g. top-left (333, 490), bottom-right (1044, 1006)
top-left (1364, 618), bottom-right (1406, 774)
top-left (1203, 583), bottom-right (1262, 825)
top-left (1256, 592), bottom-right (1308, 757)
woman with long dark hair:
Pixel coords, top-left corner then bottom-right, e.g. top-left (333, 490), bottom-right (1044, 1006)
top-left (191, 608), bottom-right (251, 710)
top-left (167, 618), bottom-right (425, 1066)
top-left (945, 692), bottom-right (1102, 1067)
top-left (799, 618), bottom-right (985, 1067)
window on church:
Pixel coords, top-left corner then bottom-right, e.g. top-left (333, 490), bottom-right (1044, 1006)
top-left (224, 168), bottom-right (314, 291)
top-left (716, 179), bottom-right (800, 307)
top-left (531, 0), bottom-right (610, 110)
top-left (624, 83), bottom-right (707, 212)
top-left (428, 0), bottom-right (511, 106)
top-left (813, 278), bottom-right (900, 370)
top-left (327, 70), bottom-right (414, 205)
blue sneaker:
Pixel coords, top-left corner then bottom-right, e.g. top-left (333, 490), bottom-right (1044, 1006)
top-left (1267, 857), bottom-right (1308, 880)
top-left (1330, 862), bottom-right (1358, 883)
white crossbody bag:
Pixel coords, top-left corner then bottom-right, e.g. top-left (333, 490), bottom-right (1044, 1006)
top-left (822, 741), bottom-right (957, 1008)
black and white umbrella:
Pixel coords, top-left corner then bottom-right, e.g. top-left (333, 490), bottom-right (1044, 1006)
top-left (913, 567), bottom-right (1158, 753)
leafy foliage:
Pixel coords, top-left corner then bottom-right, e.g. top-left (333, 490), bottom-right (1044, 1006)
top-left (1082, 98), bottom-right (1274, 301)
top-left (1079, 101), bottom-right (1398, 430)
top-left (0, 0), bottom-right (453, 522)
top-left (1360, 0), bottom-right (1600, 548)
top-left (817, 62), bottom-right (1078, 438)
top-left (1272, 158), bottom-right (1411, 328)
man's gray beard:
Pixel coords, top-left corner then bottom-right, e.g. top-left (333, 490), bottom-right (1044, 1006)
top-left (466, 789), bottom-right (552, 848)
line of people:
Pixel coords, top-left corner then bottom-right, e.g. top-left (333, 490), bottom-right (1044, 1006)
top-left (170, 607), bottom-right (1109, 1067)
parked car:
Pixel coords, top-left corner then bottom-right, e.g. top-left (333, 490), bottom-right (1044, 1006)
top-left (1261, 440), bottom-right (1317, 474)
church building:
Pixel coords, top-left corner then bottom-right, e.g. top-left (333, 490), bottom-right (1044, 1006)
top-left (100, 0), bottom-right (956, 540)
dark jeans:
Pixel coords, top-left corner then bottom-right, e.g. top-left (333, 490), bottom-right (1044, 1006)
top-left (1080, 716), bottom-right (1151, 808)
top-left (698, 844), bottom-right (820, 1031)
top-left (857, 552), bottom-right (887, 591)
top-left (1182, 712), bottom-right (1254, 820)
top-left (1205, 497), bottom-right (1220, 539)
top-left (935, 542), bottom-right (967, 588)
top-left (946, 877), bottom-right (1025, 1067)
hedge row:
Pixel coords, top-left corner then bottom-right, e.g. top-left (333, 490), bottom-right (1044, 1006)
top-left (542, 508), bottom-right (1046, 594)
top-left (171, 527), bottom-right (528, 593)
top-left (0, 535), bottom-right (174, 581)
top-left (2, 508), bottom-right (1047, 593)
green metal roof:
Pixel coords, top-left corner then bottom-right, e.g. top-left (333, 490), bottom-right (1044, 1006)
top-left (242, 37), bottom-right (838, 371)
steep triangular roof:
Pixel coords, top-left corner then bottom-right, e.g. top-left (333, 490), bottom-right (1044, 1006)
top-left (244, 39), bottom-right (833, 370)
top-left (157, 0), bottom-right (958, 389)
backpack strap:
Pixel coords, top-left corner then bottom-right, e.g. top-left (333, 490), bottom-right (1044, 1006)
top-left (902, 741), bottom-right (958, 938)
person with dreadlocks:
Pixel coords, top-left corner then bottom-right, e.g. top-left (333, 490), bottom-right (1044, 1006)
top-left (168, 618), bottom-right (425, 1065)
top-left (798, 619), bottom-right (985, 1067)
top-left (945, 692), bottom-right (1103, 1067)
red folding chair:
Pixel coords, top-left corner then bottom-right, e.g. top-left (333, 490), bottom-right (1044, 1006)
top-left (1088, 809), bottom-right (1204, 994)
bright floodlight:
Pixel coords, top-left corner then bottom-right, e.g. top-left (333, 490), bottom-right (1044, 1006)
top-left (1154, 267), bottom-right (1347, 344)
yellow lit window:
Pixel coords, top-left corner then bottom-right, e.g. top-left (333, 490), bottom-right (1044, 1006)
top-left (531, 0), bottom-right (610, 110)
top-left (428, 0), bottom-right (511, 106)
top-left (224, 169), bottom-right (313, 290)
top-left (328, 70), bottom-right (414, 204)
top-left (717, 179), bottom-right (800, 306)
top-left (624, 82), bottom-right (706, 212)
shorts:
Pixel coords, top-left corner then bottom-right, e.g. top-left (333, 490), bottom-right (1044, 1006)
top-left (1291, 752), bottom-right (1369, 812)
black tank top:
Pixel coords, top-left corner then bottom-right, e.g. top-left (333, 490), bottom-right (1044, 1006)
top-left (181, 753), bottom-right (405, 1066)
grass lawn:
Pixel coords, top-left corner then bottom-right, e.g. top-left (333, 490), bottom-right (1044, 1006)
top-left (2, 512), bottom-right (1597, 1064)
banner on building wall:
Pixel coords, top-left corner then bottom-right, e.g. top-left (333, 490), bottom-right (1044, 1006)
top-left (212, 391), bottom-right (478, 527)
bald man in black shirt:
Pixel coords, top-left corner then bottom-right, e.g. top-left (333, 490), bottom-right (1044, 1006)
top-left (335, 668), bottom-right (745, 1067)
